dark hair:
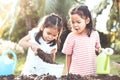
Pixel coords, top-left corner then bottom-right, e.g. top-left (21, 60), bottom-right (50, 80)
top-left (35, 13), bottom-right (63, 46)
top-left (69, 4), bottom-right (95, 37)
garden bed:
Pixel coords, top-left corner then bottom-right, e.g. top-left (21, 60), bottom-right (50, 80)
top-left (0, 73), bottom-right (120, 80)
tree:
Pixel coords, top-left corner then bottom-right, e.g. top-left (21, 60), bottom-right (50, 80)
top-left (106, 0), bottom-right (120, 54)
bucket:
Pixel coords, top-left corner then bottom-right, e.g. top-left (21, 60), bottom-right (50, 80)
top-left (45, 63), bottom-right (64, 78)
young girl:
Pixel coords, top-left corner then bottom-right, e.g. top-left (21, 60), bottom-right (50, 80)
top-left (18, 13), bottom-right (63, 75)
top-left (62, 5), bottom-right (101, 76)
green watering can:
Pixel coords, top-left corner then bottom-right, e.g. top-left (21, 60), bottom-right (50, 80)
top-left (0, 50), bottom-right (17, 76)
top-left (96, 48), bottom-right (114, 74)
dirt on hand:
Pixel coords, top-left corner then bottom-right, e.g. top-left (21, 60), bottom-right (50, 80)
top-left (37, 48), bottom-right (54, 64)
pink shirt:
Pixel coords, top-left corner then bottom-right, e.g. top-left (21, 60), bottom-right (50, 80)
top-left (62, 31), bottom-right (101, 75)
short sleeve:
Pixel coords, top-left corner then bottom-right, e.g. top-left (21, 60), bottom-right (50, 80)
top-left (62, 32), bottom-right (75, 55)
top-left (28, 28), bottom-right (38, 38)
top-left (28, 28), bottom-right (40, 46)
top-left (95, 31), bottom-right (101, 49)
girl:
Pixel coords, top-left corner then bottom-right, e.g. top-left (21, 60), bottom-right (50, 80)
top-left (18, 13), bottom-right (63, 75)
top-left (62, 5), bottom-right (101, 76)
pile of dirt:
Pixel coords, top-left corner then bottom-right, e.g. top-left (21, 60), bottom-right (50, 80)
top-left (0, 75), bottom-right (14, 80)
top-left (0, 73), bottom-right (120, 80)
top-left (60, 74), bottom-right (120, 80)
top-left (0, 74), bottom-right (56, 80)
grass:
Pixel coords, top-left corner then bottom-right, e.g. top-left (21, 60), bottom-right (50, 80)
top-left (110, 54), bottom-right (120, 75)
top-left (15, 53), bottom-right (26, 75)
top-left (15, 53), bottom-right (120, 76)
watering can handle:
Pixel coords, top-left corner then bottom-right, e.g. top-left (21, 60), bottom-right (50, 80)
top-left (104, 55), bottom-right (109, 70)
top-left (2, 50), bottom-right (17, 70)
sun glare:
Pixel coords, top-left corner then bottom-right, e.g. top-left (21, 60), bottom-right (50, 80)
top-left (0, 0), bottom-right (19, 28)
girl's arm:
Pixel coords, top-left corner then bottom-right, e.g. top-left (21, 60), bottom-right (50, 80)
top-left (95, 31), bottom-right (101, 54)
top-left (18, 35), bottom-right (39, 54)
top-left (51, 48), bottom-right (57, 61)
top-left (18, 35), bottom-right (32, 48)
top-left (66, 54), bottom-right (72, 74)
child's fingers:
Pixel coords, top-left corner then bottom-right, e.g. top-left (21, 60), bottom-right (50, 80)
top-left (31, 45), bottom-right (39, 55)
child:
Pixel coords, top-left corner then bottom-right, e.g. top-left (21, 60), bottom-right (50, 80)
top-left (18, 13), bottom-right (63, 75)
top-left (62, 4), bottom-right (101, 76)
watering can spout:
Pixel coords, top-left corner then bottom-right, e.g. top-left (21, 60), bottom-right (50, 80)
top-left (0, 50), bottom-right (17, 76)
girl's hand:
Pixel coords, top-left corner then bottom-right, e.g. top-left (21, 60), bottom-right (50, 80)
top-left (95, 48), bottom-right (102, 56)
top-left (31, 43), bottom-right (39, 55)
top-left (50, 48), bottom-right (57, 61)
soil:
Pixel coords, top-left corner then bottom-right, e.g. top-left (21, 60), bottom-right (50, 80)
top-left (0, 73), bottom-right (120, 80)
top-left (60, 74), bottom-right (120, 80)
top-left (37, 48), bottom-right (54, 64)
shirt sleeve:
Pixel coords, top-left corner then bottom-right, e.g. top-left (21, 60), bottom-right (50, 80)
top-left (62, 32), bottom-right (74, 55)
top-left (95, 31), bottom-right (101, 50)
top-left (28, 28), bottom-right (40, 46)
top-left (28, 28), bottom-right (38, 38)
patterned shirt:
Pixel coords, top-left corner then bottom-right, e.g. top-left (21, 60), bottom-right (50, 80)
top-left (62, 31), bottom-right (101, 75)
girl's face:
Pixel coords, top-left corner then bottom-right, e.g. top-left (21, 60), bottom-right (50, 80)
top-left (42, 27), bottom-right (59, 42)
top-left (70, 14), bottom-right (89, 35)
